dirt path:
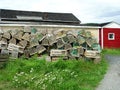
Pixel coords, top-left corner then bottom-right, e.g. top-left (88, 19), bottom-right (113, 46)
top-left (96, 55), bottom-right (120, 90)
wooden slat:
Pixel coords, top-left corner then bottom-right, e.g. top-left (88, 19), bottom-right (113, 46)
top-left (93, 55), bottom-right (101, 64)
top-left (10, 51), bottom-right (19, 58)
top-left (41, 37), bottom-right (49, 46)
top-left (36, 45), bottom-right (46, 54)
top-left (84, 50), bottom-right (98, 58)
top-left (50, 49), bottom-right (68, 57)
top-left (9, 38), bottom-right (17, 44)
top-left (67, 34), bottom-right (76, 43)
top-left (1, 49), bottom-right (9, 55)
top-left (8, 43), bottom-right (24, 53)
top-left (19, 40), bottom-right (27, 47)
top-left (22, 33), bottom-right (30, 41)
top-left (24, 50), bottom-right (30, 58)
top-left (1, 38), bottom-right (8, 43)
top-left (13, 31), bottom-right (23, 40)
top-left (57, 38), bottom-right (65, 48)
top-left (0, 41), bottom-right (7, 49)
top-left (64, 43), bottom-right (72, 50)
top-left (29, 45), bottom-right (46, 55)
top-left (0, 35), bottom-right (2, 40)
top-left (2, 32), bottom-right (11, 39)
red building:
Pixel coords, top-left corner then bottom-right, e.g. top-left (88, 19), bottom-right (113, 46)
top-left (81, 21), bottom-right (120, 49)
top-left (99, 22), bottom-right (120, 48)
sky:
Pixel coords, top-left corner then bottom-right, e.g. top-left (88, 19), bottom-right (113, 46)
top-left (0, 0), bottom-right (120, 23)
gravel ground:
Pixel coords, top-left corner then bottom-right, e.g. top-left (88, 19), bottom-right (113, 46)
top-left (96, 55), bottom-right (120, 90)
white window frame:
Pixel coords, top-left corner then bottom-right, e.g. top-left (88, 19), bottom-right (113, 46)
top-left (108, 33), bottom-right (115, 40)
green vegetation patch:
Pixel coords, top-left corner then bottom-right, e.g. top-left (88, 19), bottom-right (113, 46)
top-left (102, 48), bottom-right (120, 55)
top-left (0, 56), bottom-right (108, 90)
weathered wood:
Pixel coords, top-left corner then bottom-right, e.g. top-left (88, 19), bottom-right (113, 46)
top-left (9, 38), bottom-right (16, 44)
top-left (86, 38), bottom-right (93, 47)
top-left (29, 35), bottom-right (39, 48)
top-left (1, 49), bottom-right (9, 55)
top-left (47, 34), bottom-right (56, 46)
top-left (19, 47), bottom-right (24, 53)
top-left (24, 50), bottom-right (30, 58)
top-left (37, 33), bottom-right (45, 42)
top-left (84, 50), bottom-right (99, 58)
top-left (24, 26), bottom-right (31, 33)
top-left (93, 55), bottom-right (101, 64)
top-left (77, 47), bottom-right (84, 55)
top-left (19, 40), bottom-right (27, 47)
top-left (69, 48), bottom-right (80, 57)
top-left (36, 45), bottom-right (46, 54)
top-left (0, 28), bottom-right (3, 34)
top-left (86, 31), bottom-right (92, 38)
top-left (54, 29), bottom-right (67, 39)
top-left (57, 38), bottom-right (65, 48)
top-left (62, 36), bottom-right (69, 44)
top-left (69, 46), bottom-right (84, 59)
top-left (41, 37), bottom-right (49, 46)
top-left (64, 43), bottom-right (72, 50)
top-left (29, 48), bottom-right (36, 55)
top-left (22, 33), bottom-right (30, 41)
top-left (9, 30), bottom-right (18, 36)
top-left (10, 51), bottom-right (19, 58)
top-left (2, 32), bottom-right (11, 39)
top-left (78, 30), bottom-right (86, 37)
top-left (0, 35), bottom-right (2, 40)
top-left (0, 54), bottom-right (9, 62)
top-left (8, 43), bottom-right (19, 52)
top-left (1, 38), bottom-right (7, 43)
top-left (29, 45), bottom-right (46, 55)
top-left (50, 49), bottom-right (68, 57)
top-left (41, 29), bottom-right (47, 36)
top-left (16, 43), bottom-right (25, 53)
top-left (13, 31), bottom-right (24, 40)
top-left (51, 56), bottom-right (68, 61)
top-left (67, 34), bottom-right (76, 43)
top-left (7, 43), bottom-right (24, 53)
top-left (41, 34), bottom-right (56, 46)
top-left (77, 35), bottom-right (85, 44)
top-left (0, 41), bottom-right (7, 49)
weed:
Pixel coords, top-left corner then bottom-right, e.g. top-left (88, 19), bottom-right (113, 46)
top-left (0, 55), bottom-right (108, 90)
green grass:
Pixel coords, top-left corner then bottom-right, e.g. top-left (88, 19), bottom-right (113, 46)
top-left (102, 48), bottom-right (120, 55)
top-left (0, 56), bottom-right (108, 90)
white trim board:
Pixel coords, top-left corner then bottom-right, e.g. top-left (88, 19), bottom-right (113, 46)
top-left (103, 22), bottom-right (120, 28)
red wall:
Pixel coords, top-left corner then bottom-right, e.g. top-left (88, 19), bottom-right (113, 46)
top-left (103, 28), bottom-right (120, 48)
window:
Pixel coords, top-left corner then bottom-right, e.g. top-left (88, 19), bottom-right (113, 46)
top-left (108, 33), bottom-right (115, 40)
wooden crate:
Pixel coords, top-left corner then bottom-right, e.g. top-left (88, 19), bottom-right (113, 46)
top-left (10, 51), bottom-right (19, 59)
top-left (84, 50), bottom-right (98, 58)
top-left (7, 43), bottom-right (24, 53)
top-left (0, 54), bottom-right (9, 62)
top-left (0, 41), bottom-right (7, 49)
top-left (1, 49), bottom-right (9, 55)
top-left (29, 45), bottom-right (46, 55)
top-left (93, 55), bottom-right (101, 64)
top-left (50, 49), bottom-right (68, 57)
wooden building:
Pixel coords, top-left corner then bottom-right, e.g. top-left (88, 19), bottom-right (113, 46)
top-left (82, 22), bottom-right (120, 49)
top-left (1, 9), bottom-right (120, 49)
